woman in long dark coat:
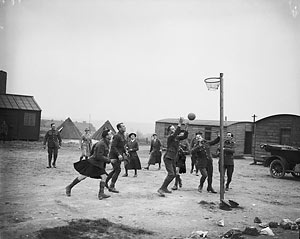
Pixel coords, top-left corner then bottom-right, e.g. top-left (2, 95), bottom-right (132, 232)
top-left (144, 133), bottom-right (162, 170)
top-left (65, 129), bottom-right (112, 200)
top-left (123, 132), bottom-right (141, 177)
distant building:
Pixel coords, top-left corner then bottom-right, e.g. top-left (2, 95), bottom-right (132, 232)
top-left (155, 114), bottom-right (300, 158)
top-left (155, 118), bottom-right (254, 157)
top-left (227, 121), bottom-right (253, 156)
top-left (254, 114), bottom-right (300, 160)
top-left (0, 70), bottom-right (42, 141)
top-left (0, 94), bottom-right (42, 141)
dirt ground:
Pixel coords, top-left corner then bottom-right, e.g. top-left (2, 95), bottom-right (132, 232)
top-left (0, 141), bottom-right (300, 239)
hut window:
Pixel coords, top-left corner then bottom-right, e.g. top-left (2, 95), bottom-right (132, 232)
top-left (205, 126), bottom-right (212, 140)
top-left (24, 112), bottom-right (36, 126)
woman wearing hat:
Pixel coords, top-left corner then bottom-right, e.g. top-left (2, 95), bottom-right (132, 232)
top-left (65, 129), bottom-right (112, 200)
top-left (79, 128), bottom-right (92, 161)
top-left (123, 132), bottom-right (141, 177)
top-left (144, 133), bottom-right (162, 170)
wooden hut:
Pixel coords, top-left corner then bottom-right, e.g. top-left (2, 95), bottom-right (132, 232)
top-left (0, 94), bottom-right (41, 141)
top-left (227, 121), bottom-right (253, 156)
top-left (254, 114), bottom-right (300, 160)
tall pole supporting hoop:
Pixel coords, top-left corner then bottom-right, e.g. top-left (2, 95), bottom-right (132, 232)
top-left (219, 73), bottom-right (225, 201)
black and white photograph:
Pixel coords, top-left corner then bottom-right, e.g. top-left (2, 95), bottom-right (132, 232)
top-left (0, 0), bottom-right (300, 238)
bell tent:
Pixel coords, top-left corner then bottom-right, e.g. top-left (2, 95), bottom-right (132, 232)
top-left (57, 117), bottom-right (82, 139)
top-left (92, 120), bottom-right (116, 140)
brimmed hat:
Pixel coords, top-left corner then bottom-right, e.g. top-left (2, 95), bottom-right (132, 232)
top-left (85, 128), bottom-right (89, 131)
top-left (128, 132), bottom-right (137, 138)
top-left (152, 133), bottom-right (157, 136)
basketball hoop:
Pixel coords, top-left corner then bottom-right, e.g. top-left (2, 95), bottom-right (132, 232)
top-left (204, 77), bottom-right (220, 91)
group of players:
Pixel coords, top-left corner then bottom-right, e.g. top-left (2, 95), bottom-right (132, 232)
top-left (157, 117), bottom-right (235, 197)
top-left (43, 118), bottom-right (235, 200)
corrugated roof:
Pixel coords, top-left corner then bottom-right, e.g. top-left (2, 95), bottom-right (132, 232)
top-left (156, 118), bottom-right (238, 126)
top-left (256, 114), bottom-right (300, 123)
top-left (0, 94), bottom-right (41, 111)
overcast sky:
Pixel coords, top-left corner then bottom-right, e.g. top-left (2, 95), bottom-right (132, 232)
top-left (0, 0), bottom-right (299, 132)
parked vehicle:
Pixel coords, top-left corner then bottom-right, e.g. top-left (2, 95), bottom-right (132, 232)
top-left (260, 144), bottom-right (300, 179)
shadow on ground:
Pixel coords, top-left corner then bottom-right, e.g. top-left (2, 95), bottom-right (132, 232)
top-left (35, 218), bottom-right (154, 239)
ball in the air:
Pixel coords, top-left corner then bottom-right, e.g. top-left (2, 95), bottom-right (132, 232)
top-left (187, 113), bottom-right (196, 121)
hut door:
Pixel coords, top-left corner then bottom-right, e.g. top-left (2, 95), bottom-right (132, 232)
top-left (244, 131), bottom-right (252, 154)
top-left (280, 128), bottom-right (291, 145)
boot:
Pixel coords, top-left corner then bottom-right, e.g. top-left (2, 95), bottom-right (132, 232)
top-left (161, 188), bottom-right (172, 193)
top-left (160, 175), bottom-right (174, 193)
top-left (52, 158), bottom-right (57, 168)
top-left (108, 183), bottom-right (119, 193)
top-left (66, 177), bottom-right (80, 196)
top-left (198, 184), bottom-right (203, 193)
top-left (98, 181), bottom-right (110, 200)
top-left (178, 176), bottom-right (182, 188)
top-left (122, 170), bottom-right (128, 177)
top-left (171, 176), bottom-right (178, 190)
top-left (207, 187), bottom-right (217, 194)
top-left (157, 188), bottom-right (165, 197)
top-left (47, 157), bottom-right (52, 168)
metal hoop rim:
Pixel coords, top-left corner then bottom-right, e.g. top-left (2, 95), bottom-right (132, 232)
top-left (204, 77), bottom-right (220, 83)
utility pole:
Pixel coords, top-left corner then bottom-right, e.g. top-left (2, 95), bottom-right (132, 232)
top-left (251, 114), bottom-right (257, 165)
top-left (89, 114), bottom-right (91, 131)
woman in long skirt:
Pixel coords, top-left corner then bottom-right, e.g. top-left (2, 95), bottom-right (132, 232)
top-left (123, 132), bottom-right (141, 177)
top-left (144, 133), bottom-right (162, 170)
top-left (65, 129), bottom-right (112, 200)
top-left (79, 128), bottom-right (92, 161)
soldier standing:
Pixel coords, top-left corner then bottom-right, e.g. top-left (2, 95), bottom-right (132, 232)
top-left (43, 123), bottom-right (62, 168)
top-left (219, 132), bottom-right (235, 191)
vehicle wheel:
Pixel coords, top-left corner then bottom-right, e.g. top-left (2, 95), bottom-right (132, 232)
top-left (291, 172), bottom-right (300, 178)
top-left (270, 159), bottom-right (286, 179)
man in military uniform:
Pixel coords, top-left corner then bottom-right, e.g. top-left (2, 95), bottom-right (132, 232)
top-left (157, 117), bottom-right (188, 196)
top-left (105, 122), bottom-right (128, 193)
top-left (191, 132), bottom-right (220, 193)
top-left (219, 132), bottom-right (235, 191)
top-left (43, 123), bottom-right (62, 168)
